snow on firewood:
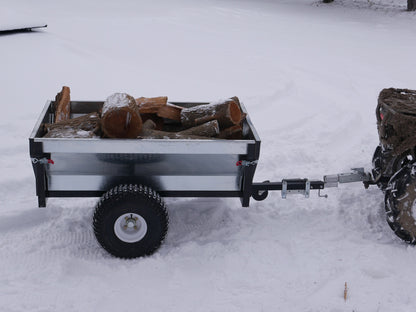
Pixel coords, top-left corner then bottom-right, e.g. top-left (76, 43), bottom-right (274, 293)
top-left (43, 127), bottom-right (99, 138)
top-left (101, 93), bottom-right (143, 138)
top-left (43, 112), bottom-right (101, 138)
top-left (180, 98), bottom-right (242, 129)
top-left (102, 93), bottom-right (136, 115)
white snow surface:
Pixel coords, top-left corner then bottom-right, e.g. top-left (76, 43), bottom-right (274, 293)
top-left (2, 0), bottom-right (416, 311)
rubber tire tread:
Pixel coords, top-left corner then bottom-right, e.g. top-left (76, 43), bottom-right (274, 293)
top-left (385, 165), bottom-right (416, 244)
top-left (93, 184), bottom-right (168, 258)
top-left (372, 145), bottom-right (388, 191)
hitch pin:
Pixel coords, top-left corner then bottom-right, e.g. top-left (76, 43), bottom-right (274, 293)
top-left (318, 189), bottom-right (328, 198)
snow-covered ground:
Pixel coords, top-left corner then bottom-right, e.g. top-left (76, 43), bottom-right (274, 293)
top-left (1, 0), bottom-right (416, 311)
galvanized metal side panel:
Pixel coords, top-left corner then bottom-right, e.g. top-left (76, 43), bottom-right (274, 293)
top-left (47, 175), bottom-right (241, 192)
top-left (36, 138), bottom-right (252, 155)
top-left (48, 153), bottom-right (240, 175)
top-left (46, 153), bottom-right (243, 192)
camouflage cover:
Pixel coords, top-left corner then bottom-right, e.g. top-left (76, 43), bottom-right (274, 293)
top-left (377, 88), bottom-right (416, 156)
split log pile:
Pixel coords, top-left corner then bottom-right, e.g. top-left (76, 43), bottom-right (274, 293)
top-left (43, 87), bottom-right (247, 140)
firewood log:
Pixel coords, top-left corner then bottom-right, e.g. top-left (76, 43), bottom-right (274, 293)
top-left (142, 119), bottom-right (157, 130)
top-left (140, 114), bottom-right (164, 130)
top-left (230, 96), bottom-right (241, 107)
top-left (43, 112), bottom-right (100, 138)
top-left (101, 93), bottom-right (142, 138)
top-left (140, 129), bottom-right (216, 140)
top-left (229, 96), bottom-right (246, 120)
top-left (136, 96), bottom-right (168, 114)
top-left (178, 120), bottom-right (219, 137)
top-left (218, 125), bottom-right (243, 139)
top-left (139, 120), bottom-right (219, 139)
top-left (180, 98), bottom-right (241, 129)
top-left (156, 104), bottom-right (183, 122)
top-left (54, 86), bottom-right (71, 122)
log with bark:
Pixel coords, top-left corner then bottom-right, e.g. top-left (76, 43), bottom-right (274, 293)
top-left (180, 98), bottom-right (242, 129)
top-left (101, 93), bottom-right (143, 138)
top-left (43, 112), bottom-right (100, 138)
top-left (178, 120), bottom-right (219, 137)
top-left (140, 113), bottom-right (165, 130)
top-left (139, 120), bottom-right (219, 140)
top-left (218, 125), bottom-right (243, 140)
top-left (54, 86), bottom-right (71, 122)
top-left (142, 119), bottom-right (157, 130)
top-left (140, 129), bottom-right (216, 140)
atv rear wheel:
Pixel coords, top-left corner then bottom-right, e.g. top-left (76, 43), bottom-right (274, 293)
top-left (372, 145), bottom-right (414, 191)
top-left (385, 164), bottom-right (416, 244)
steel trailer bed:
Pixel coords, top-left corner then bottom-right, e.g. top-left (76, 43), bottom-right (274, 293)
top-left (30, 100), bottom-right (264, 208)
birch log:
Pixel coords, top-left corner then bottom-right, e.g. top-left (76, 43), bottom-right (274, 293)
top-left (180, 99), bottom-right (241, 129)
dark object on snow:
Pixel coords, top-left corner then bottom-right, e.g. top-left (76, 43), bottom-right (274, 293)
top-left (409, 0), bottom-right (416, 11)
top-left (376, 88), bottom-right (416, 156)
top-left (322, 1), bottom-right (416, 11)
top-left (0, 24), bottom-right (47, 35)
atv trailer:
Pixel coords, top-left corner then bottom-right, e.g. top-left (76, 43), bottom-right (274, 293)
top-left (29, 99), bottom-right (403, 258)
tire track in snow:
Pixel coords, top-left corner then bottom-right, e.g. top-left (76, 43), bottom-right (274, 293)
top-left (336, 184), bottom-right (398, 244)
top-left (0, 200), bottom-right (105, 276)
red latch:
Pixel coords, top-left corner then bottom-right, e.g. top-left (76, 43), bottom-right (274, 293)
top-left (31, 158), bottom-right (55, 165)
top-left (236, 160), bottom-right (258, 167)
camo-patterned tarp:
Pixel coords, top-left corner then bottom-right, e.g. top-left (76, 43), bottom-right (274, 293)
top-left (377, 88), bottom-right (416, 156)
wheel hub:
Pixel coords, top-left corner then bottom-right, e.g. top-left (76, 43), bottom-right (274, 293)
top-left (114, 213), bottom-right (148, 243)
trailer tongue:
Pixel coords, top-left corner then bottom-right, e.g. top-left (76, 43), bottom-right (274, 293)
top-left (250, 168), bottom-right (373, 201)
